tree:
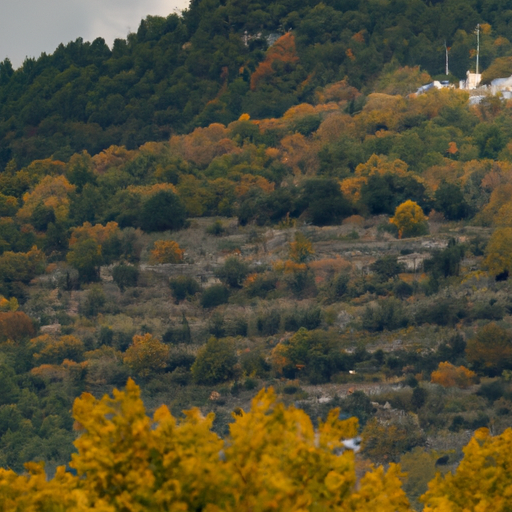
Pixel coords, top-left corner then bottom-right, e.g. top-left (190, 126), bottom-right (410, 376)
top-left (139, 190), bottom-right (187, 232)
top-left (466, 322), bottom-right (512, 376)
top-left (0, 380), bottom-right (412, 511)
top-left (370, 255), bottom-right (403, 280)
top-left (31, 335), bottom-right (85, 365)
top-left (112, 264), bottom-right (139, 292)
top-left (0, 311), bottom-right (35, 342)
top-left (434, 182), bottom-right (470, 220)
top-left (123, 333), bottom-right (169, 378)
top-left (431, 362), bottom-right (478, 389)
top-left (484, 227), bottom-right (512, 277)
top-left (191, 337), bottom-right (237, 385)
top-left (66, 237), bottom-right (102, 283)
top-left (200, 284), bottom-right (230, 308)
top-left (390, 200), bottom-right (428, 239)
top-left (169, 275), bottom-right (200, 303)
top-left (300, 178), bottom-right (351, 226)
top-left (149, 240), bottom-right (184, 264)
top-left (289, 232), bottom-right (314, 264)
top-left (362, 417), bottom-right (425, 464)
top-left (215, 257), bottom-right (249, 288)
top-left (421, 428), bottom-right (512, 511)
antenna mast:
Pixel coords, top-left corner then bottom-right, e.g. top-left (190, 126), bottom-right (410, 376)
top-left (476, 24), bottom-right (480, 76)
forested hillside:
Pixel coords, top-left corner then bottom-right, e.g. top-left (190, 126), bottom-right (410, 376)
top-left (4, 0), bottom-right (512, 509)
top-left (1, 0), bottom-right (512, 168)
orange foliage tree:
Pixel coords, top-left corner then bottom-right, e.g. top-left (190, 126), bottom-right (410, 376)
top-left (250, 32), bottom-right (299, 91)
top-left (149, 240), bottom-right (184, 264)
top-left (0, 311), bottom-right (35, 342)
top-left (431, 362), bottom-right (478, 389)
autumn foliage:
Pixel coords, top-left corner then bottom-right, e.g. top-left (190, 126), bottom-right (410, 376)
top-left (0, 380), bottom-right (412, 511)
top-left (123, 334), bottom-right (170, 377)
top-left (431, 362), bottom-right (478, 389)
top-left (390, 200), bottom-right (429, 239)
top-left (250, 33), bottom-right (299, 91)
top-left (149, 240), bottom-right (184, 264)
top-left (0, 311), bottom-right (35, 341)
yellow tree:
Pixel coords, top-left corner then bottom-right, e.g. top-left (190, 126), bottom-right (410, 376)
top-left (484, 227), bottom-right (512, 276)
top-left (422, 428), bottom-right (512, 512)
top-left (390, 200), bottom-right (428, 238)
top-left (123, 334), bottom-right (169, 377)
top-left (17, 175), bottom-right (76, 222)
top-left (0, 380), bottom-right (412, 511)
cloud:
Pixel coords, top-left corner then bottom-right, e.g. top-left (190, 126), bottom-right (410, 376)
top-left (0, 0), bottom-right (189, 68)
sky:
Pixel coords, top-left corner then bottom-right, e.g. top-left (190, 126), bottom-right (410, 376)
top-left (0, 0), bottom-right (190, 69)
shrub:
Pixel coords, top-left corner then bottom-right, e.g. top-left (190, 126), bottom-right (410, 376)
top-left (370, 256), bottom-right (404, 281)
top-left (206, 220), bottom-right (225, 236)
top-left (191, 337), bottom-right (237, 385)
top-left (362, 298), bottom-right (409, 332)
top-left (283, 307), bottom-right (322, 332)
top-left (215, 257), bottom-right (249, 288)
top-left (467, 322), bottom-right (512, 376)
top-left (244, 273), bottom-right (278, 299)
top-left (82, 285), bottom-right (106, 317)
top-left (169, 275), bottom-right (200, 303)
top-left (256, 310), bottom-right (281, 336)
top-left (477, 380), bottom-right (505, 403)
top-left (200, 285), bottom-right (230, 308)
top-left (112, 264), bottom-right (139, 292)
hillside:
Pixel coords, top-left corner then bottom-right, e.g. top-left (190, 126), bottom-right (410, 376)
top-left (3, 1), bottom-right (512, 510)
top-left (1, 0), bottom-right (512, 168)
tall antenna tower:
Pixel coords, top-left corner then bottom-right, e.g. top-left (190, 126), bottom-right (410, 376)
top-left (476, 24), bottom-right (480, 75)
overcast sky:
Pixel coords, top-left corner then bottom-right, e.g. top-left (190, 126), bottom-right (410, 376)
top-left (0, 0), bottom-right (190, 69)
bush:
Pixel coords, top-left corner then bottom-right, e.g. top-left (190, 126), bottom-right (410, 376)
top-left (163, 315), bottom-right (192, 344)
top-left (200, 285), bottom-right (230, 308)
top-left (191, 337), bottom-right (237, 385)
top-left (82, 285), bottom-right (106, 317)
top-left (169, 275), bottom-right (200, 303)
top-left (283, 307), bottom-right (322, 332)
top-left (215, 257), bottom-right (249, 288)
top-left (112, 264), bottom-right (139, 292)
top-left (206, 220), bottom-right (225, 236)
top-left (362, 298), bottom-right (409, 332)
top-left (245, 274), bottom-right (278, 299)
top-left (425, 239), bottom-right (465, 279)
top-left (477, 380), bottom-right (505, 403)
top-left (415, 298), bottom-right (466, 327)
top-left (256, 310), bottom-right (281, 336)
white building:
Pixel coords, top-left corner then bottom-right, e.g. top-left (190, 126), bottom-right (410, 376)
top-left (415, 80), bottom-right (451, 95)
top-left (459, 71), bottom-right (482, 90)
top-left (490, 75), bottom-right (512, 99)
